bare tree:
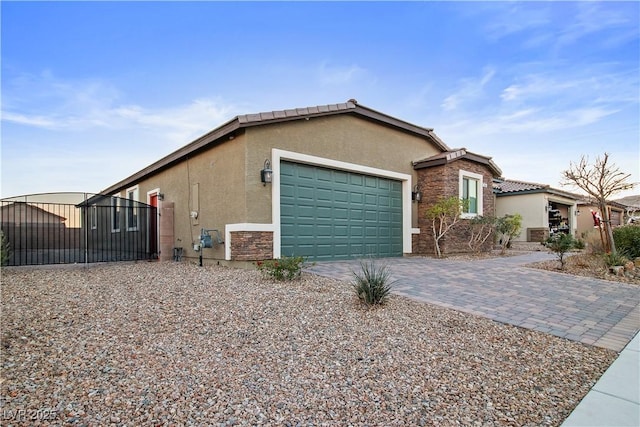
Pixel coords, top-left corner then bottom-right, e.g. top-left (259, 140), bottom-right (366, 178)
top-left (425, 196), bottom-right (464, 258)
top-left (562, 153), bottom-right (635, 255)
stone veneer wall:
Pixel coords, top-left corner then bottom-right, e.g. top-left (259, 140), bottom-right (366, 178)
top-left (415, 159), bottom-right (496, 255)
top-left (229, 231), bottom-right (273, 261)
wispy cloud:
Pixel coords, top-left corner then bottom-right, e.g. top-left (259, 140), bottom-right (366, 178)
top-left (481, 2), bottom-right (638, 51)
top-left (1, 72), bottom-right (241, 144)
top-left (441, 67), bottom-right (496, 111)
top-left (317, 62), bottom-right (369, 86)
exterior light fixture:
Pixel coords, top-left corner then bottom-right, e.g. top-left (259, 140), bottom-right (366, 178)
top-left (412, 184), bottom-right (422, 202)
top-left (158, 193), bottom-right (165, 201)
top-left (261, 159), bottom-right (273, 185)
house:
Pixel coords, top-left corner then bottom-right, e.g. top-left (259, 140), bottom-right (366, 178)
top-left (575, 198), bottom-right (628, 240)
top-left (98, 100), bottom-right (502, 264)
top-left (0, 201), bottom-right (67, 226)
top-left (494, 179), bottom-right (580, 242)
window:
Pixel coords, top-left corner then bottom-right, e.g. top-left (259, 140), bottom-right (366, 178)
top-left (90, 205), bottom-right (97, 230)
top-left (111, 195), bottom-right (121, 232)
top-left (126, 186), bottom-right (139, 231)
top-left (459, 170), bottom-right (483, 217)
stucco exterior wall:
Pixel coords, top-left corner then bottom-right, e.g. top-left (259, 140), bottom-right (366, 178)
top-left (130, 133), bottom-right (248, 261)
top-left (244, 114), bottom-right (441, 226)
top-left (495, 193), bottom-right (545, 242)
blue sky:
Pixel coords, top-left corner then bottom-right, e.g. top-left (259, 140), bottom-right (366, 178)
top-left (2, 1), bottom-right (639, 199)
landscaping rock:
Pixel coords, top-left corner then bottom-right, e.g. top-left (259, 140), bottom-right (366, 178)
top-left (1, 262), bottom-right (616, 426)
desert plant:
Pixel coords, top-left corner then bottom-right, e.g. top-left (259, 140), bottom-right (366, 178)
top-left (545, 233), bottom-right (576, 270)
top-left (496, 213), bottom-right (522, 254)
top-left (425, 196), bottom-right (465, 258)
top-left (256, 255), bottom-right (307, 280)
top-left (467, 215), bottom-right (496, 253)
top-left (613, 225), bottom-right (640, 259)
top-left (603, 251), bottom-right (628, 267)
top-left (0, 231), bottom-right (10, 267)
top-left (352, 259), bottom-right (395, 306)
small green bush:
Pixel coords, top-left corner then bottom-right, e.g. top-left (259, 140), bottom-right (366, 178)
top-left (613, 225), bottom-right (640, 259)
top-left (352, 259), bottom-right (395, 306)
top-left (545, 233), bottom-right (576, 270)
top-left (603, 252), bottom-right (629, 267)
top-left (574, 238), bottom-right (586, 250)
top-left (256, 255), bottom-right (306, 280)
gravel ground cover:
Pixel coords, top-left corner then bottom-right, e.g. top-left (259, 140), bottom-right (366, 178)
top-left (1, 262), bottom-right (616, 426)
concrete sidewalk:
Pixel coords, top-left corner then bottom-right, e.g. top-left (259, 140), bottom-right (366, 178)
top-left (562, 332), bottom-right (639, 426)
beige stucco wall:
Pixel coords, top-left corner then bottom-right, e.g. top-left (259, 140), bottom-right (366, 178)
top-left (128, 114), bottom-right (444, 262)
top-left (496, 192), bottom-right (579, 242)
top-left (130, 133), bottom-right (248, 261)
top-left (245, 114), bottom-right (440, 226)
top-left (495, 193), bottom-right (546, 242)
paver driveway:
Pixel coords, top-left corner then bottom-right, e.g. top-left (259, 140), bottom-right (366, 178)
top-left (308, 251), bottom-right (640, 352)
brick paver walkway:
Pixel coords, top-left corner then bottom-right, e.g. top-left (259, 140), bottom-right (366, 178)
top-left (308, 251), bottom-right (640, 352)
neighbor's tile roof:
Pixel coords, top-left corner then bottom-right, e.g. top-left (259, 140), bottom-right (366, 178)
top-left (495, 179), bottom-right (581, 200)
top-left (495, 179), bottom-right (549, 193)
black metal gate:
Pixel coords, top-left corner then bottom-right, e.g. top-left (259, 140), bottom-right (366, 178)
top-left (1, 193), bottom-right (158, 266)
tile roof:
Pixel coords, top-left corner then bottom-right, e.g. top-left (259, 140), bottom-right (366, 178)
top-left (100, 100), bottom-right (451, 195)
top-left (495, 179), bottom-right (549, 193)
top-left (413, 148), bottom-right (502, 177)
top-left (494, 179), bottom-right (581, 200)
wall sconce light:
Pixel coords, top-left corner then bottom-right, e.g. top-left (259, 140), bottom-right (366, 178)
top-left (261, 159), bottom-right (273, 185)
top-left (411, 185), bottom-right (422, 202)
top-left (158, 193), bottom-right (165, 201)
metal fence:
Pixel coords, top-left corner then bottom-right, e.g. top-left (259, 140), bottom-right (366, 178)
top-left (1, 193), bottom-right (157, 266)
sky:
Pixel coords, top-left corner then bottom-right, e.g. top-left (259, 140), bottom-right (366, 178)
top-left (2, 1), bottom-right (639, 200)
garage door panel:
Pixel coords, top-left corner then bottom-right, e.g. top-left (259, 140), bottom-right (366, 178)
top-left (280, 161), bottom-right (402, 260)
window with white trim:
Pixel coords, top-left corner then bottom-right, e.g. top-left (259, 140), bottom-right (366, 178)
top-left (90, 205), bottom-right (97, 230)
top-left (111, 195), bottom-right (121, 232)
top-left (126, 186), bottom-right (139, 231)
top-left (459, 170), bottom-right (483, 217)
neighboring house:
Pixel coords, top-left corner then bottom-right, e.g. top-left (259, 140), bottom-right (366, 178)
top-left (575, 199), bottom-right (627, 239)
top-left (614, 195), bottom-right (640, 224)
top-left (98, 100), bottom-right (502, 263)
top-left (494, 179), bottom-right (580, 242)
top-left (0, 201), bottom-right (67, 226)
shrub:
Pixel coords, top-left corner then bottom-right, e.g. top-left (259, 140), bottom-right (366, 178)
top-left (613, 225), bottom-right (640, 259)
top-left (352, 259), bottom-right (395, 306)
top-left (496, 214), bottom-right (522, 254)
top-left (573, 238), bottom-right (586, 250)
top-left (0, 231), bottom-right (10, 267)
top-left (256, 255), bottom-right (306, 280)
top-left (545, 233), bottom-right (576, 270)
top-left (603, 252), bottom-right (629, 267)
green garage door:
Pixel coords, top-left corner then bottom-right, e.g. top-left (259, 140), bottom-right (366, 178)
top-left (280, 161), bottom-right (403, 261)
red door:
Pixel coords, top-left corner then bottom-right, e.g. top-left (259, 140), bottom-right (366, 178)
top-left (149, 194), bottom-right (158, 258)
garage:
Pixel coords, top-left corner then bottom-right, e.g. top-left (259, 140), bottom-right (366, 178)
top-left (280, 161), bottom-right (403, 260)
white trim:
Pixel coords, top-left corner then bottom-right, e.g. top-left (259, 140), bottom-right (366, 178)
top-left (147, 188), bottom-right (161, 256)
top-left (126, 185), bottom-right (140, 231)
top-left (459, 169), bottom-right (483, 219)
top-left (225, 223), bottom-right (275, 261)
top-left (271, 149), bottom-right (414, 258)
top-left (411, 227), bottom-right (420, 234)
top-left (111, 192), bottom-right (122, 233)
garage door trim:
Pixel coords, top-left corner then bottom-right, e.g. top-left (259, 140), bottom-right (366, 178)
top-left (271, 148), bottom-right (413, 259)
